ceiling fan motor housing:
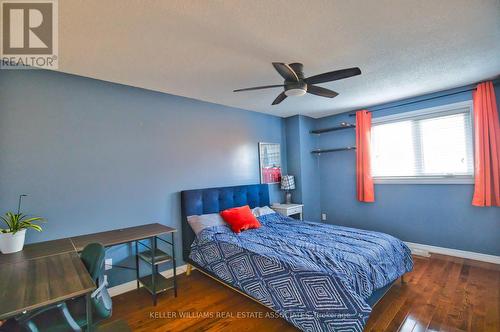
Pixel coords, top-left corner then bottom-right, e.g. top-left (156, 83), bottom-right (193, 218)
top-left (284, 63), bottom-right (306, 96)
top-left (285, 81), bottom-right (307, 96)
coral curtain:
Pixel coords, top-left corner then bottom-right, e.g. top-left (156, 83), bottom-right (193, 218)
top-left (356, 110), bottom-right (375, 202)
top-left (472, 81), bottom-right (500, 207)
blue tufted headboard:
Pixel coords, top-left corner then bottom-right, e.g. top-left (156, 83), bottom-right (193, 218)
top-left (181, 184), bottom-right (270, 262)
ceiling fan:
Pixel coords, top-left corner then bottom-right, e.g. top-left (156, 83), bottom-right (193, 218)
top-left (233, 63), bottom-right (361, 105)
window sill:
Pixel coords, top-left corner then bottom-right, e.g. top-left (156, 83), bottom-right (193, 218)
top-left (373, 177), bottom-right (474, 185)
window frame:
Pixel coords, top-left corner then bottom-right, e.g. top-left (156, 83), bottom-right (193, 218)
top-left (371, 101), bottom-right (474, 185)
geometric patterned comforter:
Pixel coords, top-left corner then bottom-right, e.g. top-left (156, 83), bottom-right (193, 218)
top-left (189, 213), bottom-right (413, 332)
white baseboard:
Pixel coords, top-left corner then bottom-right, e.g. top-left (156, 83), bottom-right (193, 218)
top-left (405, 241), bottom-right (500, 264)
top-left (108, 264), bottom-right (189, 297)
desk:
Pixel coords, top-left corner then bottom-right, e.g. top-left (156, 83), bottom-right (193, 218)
top-left (0, 238), bottom-right (75, 265)
top-left (0, 223), bottom-right (176, 328)
top-left (70, 223), bottom-right (175, 251)
top-left (0, 252), bottom-right (95, 321)
top-left (71, 223), bottom-right (177, 305)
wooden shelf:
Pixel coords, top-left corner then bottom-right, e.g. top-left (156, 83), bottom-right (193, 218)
top-left (139, 273), bottom-right (175, 295)
top-left (310, 123), bottom-right (355, 134)
top-left (311, 146), bottom-right (356, 154)
top-left (138, 249), bottom-right (172, 265)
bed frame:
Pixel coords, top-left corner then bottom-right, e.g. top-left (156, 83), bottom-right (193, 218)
top-left (180, 184), bottom-right (398, 311)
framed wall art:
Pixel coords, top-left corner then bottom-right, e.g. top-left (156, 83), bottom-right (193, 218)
top-left (258, 142), bottom-right (281, 184)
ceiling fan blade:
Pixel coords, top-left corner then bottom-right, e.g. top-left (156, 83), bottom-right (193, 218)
top-left (272, 92), bottom-right (287, 105)
top-left (304, 67), bottom-right (361, 85)
top-left (272, 62), bottom-right (299, 82)
top-left (307, 85), bottom-right (339, 98)
top-left (233, 84), bottom-right (284, 92)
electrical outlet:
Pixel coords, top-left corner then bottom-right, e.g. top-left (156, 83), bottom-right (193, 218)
top-left (105, 258), bottom-right (112, 270)
top-left (321, 213), bottom-right (327, 221)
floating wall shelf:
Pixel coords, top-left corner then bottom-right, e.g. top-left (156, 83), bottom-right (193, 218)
top-left (310, 123), bottom-right (355, 134)
top-left (311, 146), bottom-right (356, 154)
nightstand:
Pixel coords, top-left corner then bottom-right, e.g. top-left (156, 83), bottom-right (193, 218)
top-left (271, 203), bottom-right (304, 220)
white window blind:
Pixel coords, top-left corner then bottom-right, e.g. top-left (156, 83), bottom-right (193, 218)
top-left (371, 102), bottom-right (474, 183)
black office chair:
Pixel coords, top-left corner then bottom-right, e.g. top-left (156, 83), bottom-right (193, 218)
top-left (17, 243), bottom-right (112, 332)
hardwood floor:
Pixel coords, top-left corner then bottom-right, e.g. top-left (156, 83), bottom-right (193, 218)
top-left (112, 254), bottom-right (499, 332)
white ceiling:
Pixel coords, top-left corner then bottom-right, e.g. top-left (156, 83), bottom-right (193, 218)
top-left (57, 0), bottom-right (500, 118)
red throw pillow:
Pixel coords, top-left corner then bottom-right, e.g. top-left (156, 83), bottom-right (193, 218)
top-left (220, 205), bottom-right (261, 233)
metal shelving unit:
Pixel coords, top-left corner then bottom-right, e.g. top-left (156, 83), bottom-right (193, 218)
top-left (135, 233), bottom-right (177, 305)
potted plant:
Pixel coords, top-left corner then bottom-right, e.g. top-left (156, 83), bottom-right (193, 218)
top-left (0, 195), bottom-right (45, 254)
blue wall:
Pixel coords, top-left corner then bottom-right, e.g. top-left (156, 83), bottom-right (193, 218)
top-left (285, 115), bottom-right (320, 221)
top-left (314, 84), bottom-right (500, 256)
top-left (0, 70), bottom-right (287, 285)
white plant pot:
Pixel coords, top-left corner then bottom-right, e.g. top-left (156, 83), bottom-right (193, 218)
top-left (0, 229), bottom-right (26, 254)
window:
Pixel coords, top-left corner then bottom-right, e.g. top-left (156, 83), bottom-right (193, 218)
top-left (371, 101), bottom-right (474, 184)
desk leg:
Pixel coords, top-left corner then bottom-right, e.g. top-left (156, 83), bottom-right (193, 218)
top-left (86, 292), bottom-right (93, 332)
top-left (172, 232), bottom-right (177, 297)
top-left (151, 236), bottom-right (157, 306)
top-left (135, 241), bottom-right (140, 290)
top-left (154, 237), bottom-right (159, 276)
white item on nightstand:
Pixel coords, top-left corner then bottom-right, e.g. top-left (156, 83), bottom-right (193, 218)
top-left (271, 203), bottom-right (304, 220)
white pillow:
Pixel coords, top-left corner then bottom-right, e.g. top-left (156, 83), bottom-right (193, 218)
top-left (252, 206), bottom-right (276, 217)
top-left (187, 213), bottom-right (227, 235)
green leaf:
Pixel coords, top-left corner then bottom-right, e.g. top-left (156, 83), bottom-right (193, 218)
top-left (1, 215), bottom-right (14, 230)
top-left (26, 224), bottom-right (42, 232)
top-left (0, 216), bottom-right (9, 226)
top-left (22, 217), bottom-right (45, 224)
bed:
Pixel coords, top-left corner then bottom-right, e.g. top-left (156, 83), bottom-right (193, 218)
top-left (181, 184), bottom-right (413, 331)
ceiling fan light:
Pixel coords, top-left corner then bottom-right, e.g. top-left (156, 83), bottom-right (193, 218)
top-left (285, 88), bottom-right (306, 97)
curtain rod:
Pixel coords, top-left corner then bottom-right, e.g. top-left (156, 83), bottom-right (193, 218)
top-left (347, 79), bottom-right (499, 117)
